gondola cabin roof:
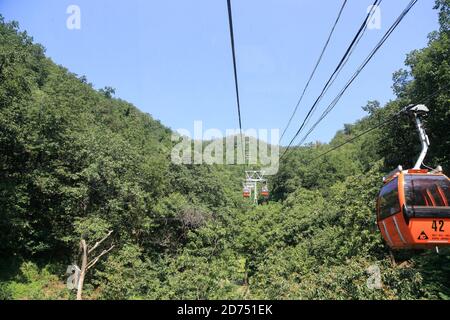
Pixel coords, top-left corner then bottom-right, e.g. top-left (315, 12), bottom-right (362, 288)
top-left (383, 166), bottom-right (433, 184)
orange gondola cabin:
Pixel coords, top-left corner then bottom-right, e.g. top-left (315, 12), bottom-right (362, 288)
top-left (377, 104), bottom-right (450, 250)
top-left (261, 186), bottom-right (269, 198)
top-left (243, 187), bottom-right (251, 198)
top-left (377, 167), bottom-right (450, 249)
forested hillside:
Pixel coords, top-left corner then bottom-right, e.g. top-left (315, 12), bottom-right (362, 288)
top-left (1, 0), bottom-right (449, 300)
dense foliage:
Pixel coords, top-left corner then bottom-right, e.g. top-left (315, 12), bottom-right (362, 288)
top-left (0, 0), bottom-right (449, 300)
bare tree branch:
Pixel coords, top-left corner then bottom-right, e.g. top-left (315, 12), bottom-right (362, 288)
top-left (75, 230), bottom-right (115, 300)
top-left (88, 230), bottom-right (113, 254)
top-left (86, 245), bottom-right (115, 270)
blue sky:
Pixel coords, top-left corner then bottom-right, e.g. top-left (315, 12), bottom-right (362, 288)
top-left (0, 0), bottom-right (440, 145)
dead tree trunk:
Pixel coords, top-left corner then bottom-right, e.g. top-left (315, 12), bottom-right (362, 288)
top-left (75, 231), bottom-right (114, 300)
top-left (76, 239), bottom-right (88, 300)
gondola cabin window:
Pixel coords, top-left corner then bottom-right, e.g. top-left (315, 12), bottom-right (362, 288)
top-left (404, 175), bottom-right (450, 207)
top-left (403, 175), bottom-right (450, 219)
top-left (379, 178), bottom-right (400, 220)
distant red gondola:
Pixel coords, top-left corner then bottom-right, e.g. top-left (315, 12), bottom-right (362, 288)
top-left (261, 185), bottom-right (269, 198)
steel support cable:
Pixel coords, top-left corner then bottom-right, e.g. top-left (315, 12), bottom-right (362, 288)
top-left (280, 0), bottom-right (349, 141)
top-left (297, 0), bottom-right (419, 148)
top-left (281, 0), bottom-right (382, 158)
top-left (307, 116), bottom-right (398, 163)
top-left (226, 0), bottom-right (246, 166)
top-left (284, 0), bottom-right (382, 151)
top-left (295, 0), bottom-right (382, 140)
top-left (306, 79), bottom-right (449, 163)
